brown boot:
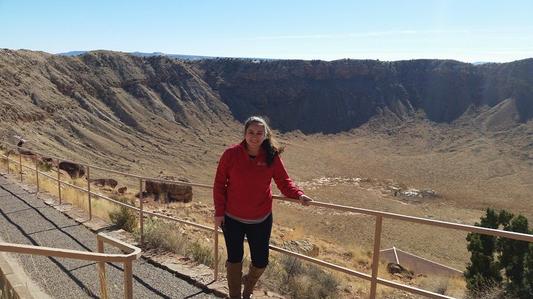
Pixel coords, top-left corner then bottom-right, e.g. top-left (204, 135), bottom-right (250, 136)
top-left (242, 264), bottom-right (266, 299)
top-left (226, 261), bottom-right (243, 299)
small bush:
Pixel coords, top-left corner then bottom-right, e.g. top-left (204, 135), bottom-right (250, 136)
top-left (109, 206), bottom-right (137, 232)
top-left (140, 218), bottom-right (219, 268)
top-left (419, 276), bottom-right (449, 295)
top-left (188, 242), bottom-right (214, 267)
top-left (108, 195), bottom-right (138, 232)
top-left (37, 161), bottom-right (53, 172)
top-left (465, 283), bottom-right (510, 299)
top-left (264, 256), bottom-right (339, 299)
top-left (110, 194), bottom-right (129, 202)
top-left (140, 218), bottom-right (186, 253)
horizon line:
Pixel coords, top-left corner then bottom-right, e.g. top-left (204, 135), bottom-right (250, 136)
top-left (3, 47), bottom-right (533, 64)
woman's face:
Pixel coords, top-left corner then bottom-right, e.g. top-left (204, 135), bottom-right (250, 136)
top-left (245, 122), bottom-right (266, 150)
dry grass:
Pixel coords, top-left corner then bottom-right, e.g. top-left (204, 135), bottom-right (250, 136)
top-left (445, 276), bottom-right (468, 298)
top-left (140, 217), bottom-right (188, 253)
top-left (139, 217), bottom-right (220, 267)
top-left (418, 275), bottom-right (457, 296)
top-left (263, 255), bottom-right (340, 299)
top-left (188, 242), bottom-right (215, 267)
top-left (2, 154), bottom-right (127, 221)
top-left (463, 283), bottom-right (509, 299)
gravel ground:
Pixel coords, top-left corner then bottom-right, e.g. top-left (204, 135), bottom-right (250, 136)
top-left (0, 174), bottom-right (218, 298)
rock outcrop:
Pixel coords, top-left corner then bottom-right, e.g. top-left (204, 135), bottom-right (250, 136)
top-left (145, 176), bottom-right (193, 203)
top-left (58, 161), bottom-right (86, 178)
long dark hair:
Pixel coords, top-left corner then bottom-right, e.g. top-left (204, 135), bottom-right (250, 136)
top-left (244, 116), bottom-right (284, 166)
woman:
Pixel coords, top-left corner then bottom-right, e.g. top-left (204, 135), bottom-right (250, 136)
top-left (213, 116), bottom-right (313, 299)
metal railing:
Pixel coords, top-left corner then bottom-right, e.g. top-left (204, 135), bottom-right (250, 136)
top-left (1, 143), bottom-right (533, 299)
top-left (0, 232), bottom-right (141, 299)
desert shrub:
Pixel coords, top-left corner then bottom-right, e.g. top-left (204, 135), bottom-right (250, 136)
top-left (138, 217), bottom-right (222, 268)
top-left (37, 160), bottom-right (52, 172)
top-left (109, 206), bottom-right (137, 232)
top-left (140, 218), bottom-right (186, 254)
top-left (110, 194), bottom-right (130, 202)
top-left (281, 255), bottom-right (305, 277)
top-left (419, 276), bottom-right (450, 295)
top-left (108, 197), bottom-right (137, 232)
top-left (465, 282), bottom-right (512, 299)
top-left (264, 255), bottom-right (339, 299)
top-left (188, 242), bottom-right (214, 267)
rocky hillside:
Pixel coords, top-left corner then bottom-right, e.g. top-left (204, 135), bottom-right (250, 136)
top-left (2, 50), bottom-right (532, 134)
top-left (0, 50), bottom-right (239, 179)
top-left (0, 49), bottom-right (531, 177)
top-left (199, 58), bottom-right (533, 133)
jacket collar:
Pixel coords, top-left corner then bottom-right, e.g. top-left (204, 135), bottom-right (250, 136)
top-left (239, 140), bottom-right (265, 158)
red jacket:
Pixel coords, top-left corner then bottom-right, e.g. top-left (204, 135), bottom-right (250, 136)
top-left (213, 141), bottom-right (303, 220)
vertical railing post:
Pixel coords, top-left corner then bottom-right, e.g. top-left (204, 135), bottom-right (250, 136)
top-left (87, 166), bottom-right (92, 220)
top-left (369, 215), bottom-right (383, 299)
top-left (19, 153), bottom-right (23, 182)
top-left (97, 238), bottom-right (108, 299)
top-left (139, 179), bottom-right (144, 246)
top-left (57, 159), bottom-right (62, 204)
top-left (214, 223), bottom-right (219, 281)
top-left (35, 158), bottom-right (39, 193)
top-left (124, 261), bottom-right (133, 299)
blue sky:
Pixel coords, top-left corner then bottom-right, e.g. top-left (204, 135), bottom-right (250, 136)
top-left (1, 0), bottom-right (532, 62)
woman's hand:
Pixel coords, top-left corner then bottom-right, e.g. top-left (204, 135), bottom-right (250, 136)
top-left (298, 194), bottom-right (313, 206)
top-left (214, 216), bottom-right (224, 228)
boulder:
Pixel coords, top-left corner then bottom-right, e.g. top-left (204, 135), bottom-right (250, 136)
top-left (59, 161), bottom-right (86, 178)
top-left (89, 178), bottom-right (118, 189)
top-left (386, 263), bottom-right (414, 279)
top-left (17, 148), bottom-right (35, 156)
top-left (145, 176), bottom-right (192, 203)
top-left (281, 239), bottom-right (320, 257)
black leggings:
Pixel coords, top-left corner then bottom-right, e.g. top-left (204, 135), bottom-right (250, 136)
top-left (223, 214), bottom-right (273, 268)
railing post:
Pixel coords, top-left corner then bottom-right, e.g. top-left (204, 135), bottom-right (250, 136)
top-left (214, 223), bottom-right (219, 281)
top-left (19, 153), bottom-right (23, 182)
top-left (97, 238), bottom-right (108, 299)
top-left (87, 166), bottom-right (92, 220)
top-left (369, 215), bottom-right (383, 299)
top-left (139, 179), bottom-right (144, 246)
top-left (57, 159), bottom-right (62, 204)
top-left (35, 158), bottom-right (39, 193)
top-left (124, 261), bottom-right (133, 299)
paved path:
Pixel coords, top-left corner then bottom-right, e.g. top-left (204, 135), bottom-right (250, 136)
top-left (0, 173), bottom-right (219, 299)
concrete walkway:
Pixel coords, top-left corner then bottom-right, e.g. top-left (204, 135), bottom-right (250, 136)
top-left (0, 173), bottom-right (219, 299)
